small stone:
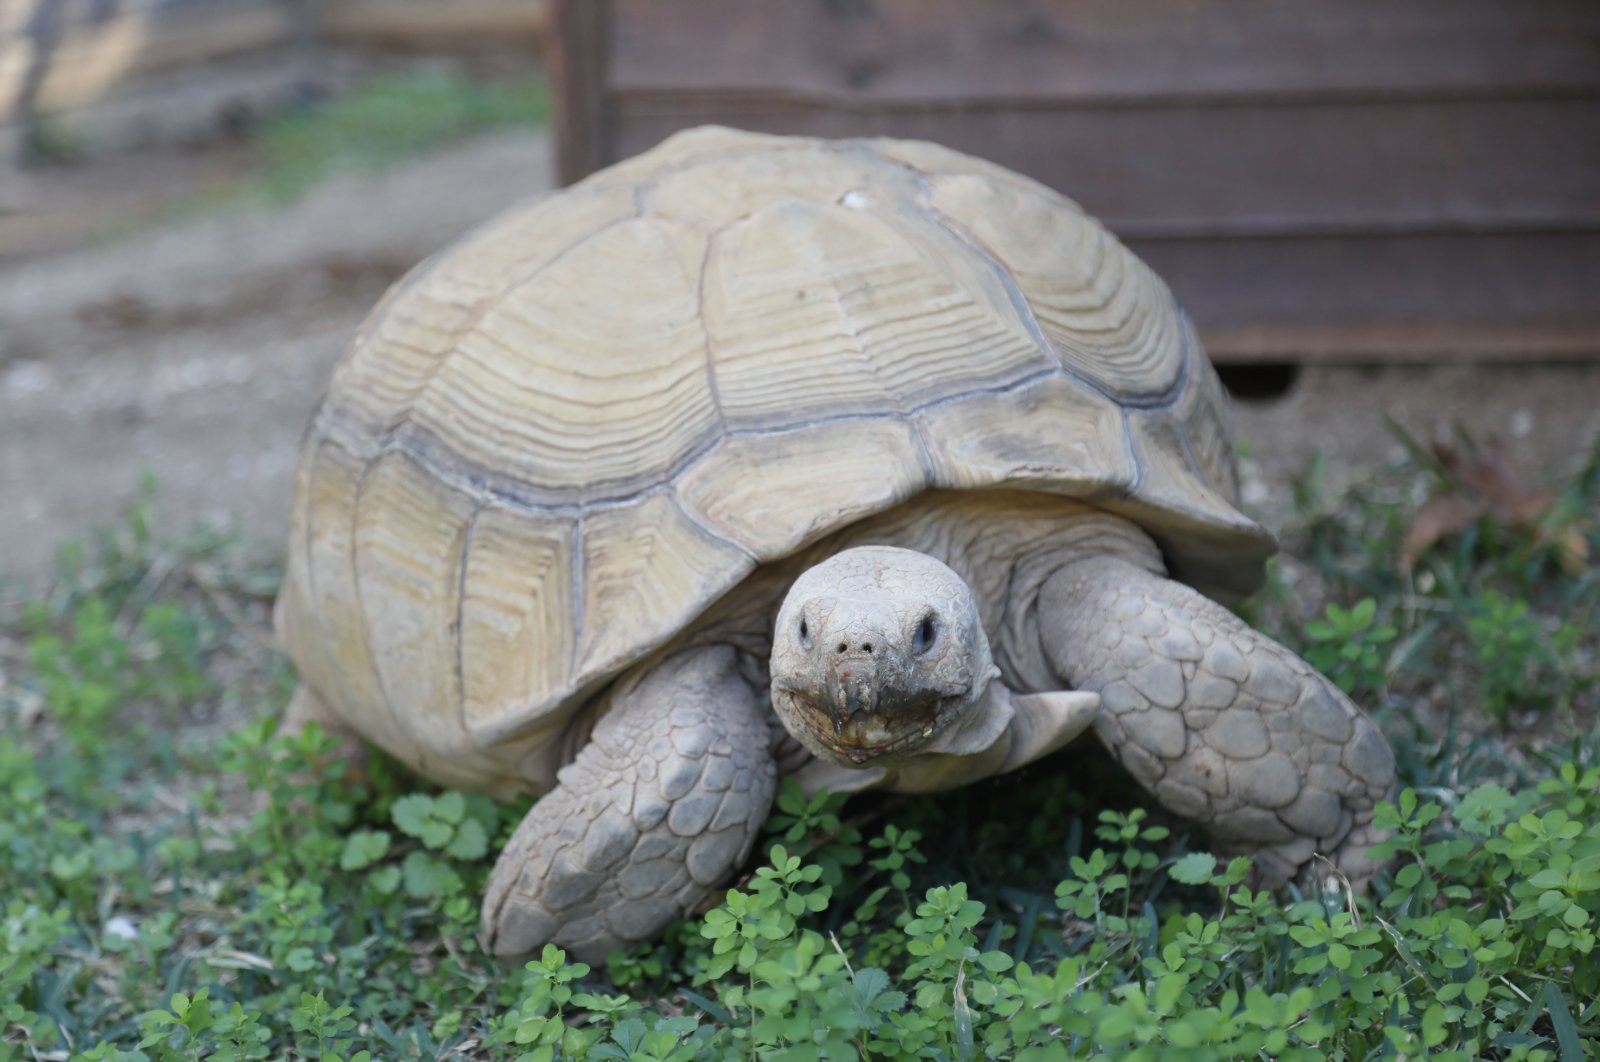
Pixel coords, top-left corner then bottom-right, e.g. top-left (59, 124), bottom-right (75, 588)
top-left (1206, 709), bottom-right (1269, 759)
top-left (1127, 658), bottom-right (1186, 710)
top-left (1295, 692), bottom-right (1355, 743)
top-left (1277, 787), bottom-right (1342, 838)
top-left (1130, 708), bottom-right (1188, 759)
top-left (1189, 673), bottom-right (1238, 711)
top-left (105, 916), bottom-right (138, 941)
top-left (1205, 641), bottom-right (1249, 682)
top-left (1228, 752), bottom-right (1301, 808)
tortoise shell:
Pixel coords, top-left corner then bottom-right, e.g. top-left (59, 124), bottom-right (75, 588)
top-left (277, 126), bottom-right (1273, 789)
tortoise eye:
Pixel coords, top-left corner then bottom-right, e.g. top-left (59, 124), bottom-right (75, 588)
top-left (798, 617), bottom-right (811, 647)
top-left (913, 614), bottom-right (938, 655)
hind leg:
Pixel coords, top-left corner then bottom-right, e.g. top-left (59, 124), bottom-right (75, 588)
top-left (1039, 555), bottom-right (1396, 887)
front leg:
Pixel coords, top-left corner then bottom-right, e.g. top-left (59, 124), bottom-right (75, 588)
top-left (481, 645), bottom-right (776, 962)
top-left (1039, 557), bottom-right (1396, 887)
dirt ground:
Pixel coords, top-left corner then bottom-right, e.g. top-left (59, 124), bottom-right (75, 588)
top-left (3, 125), bottom-right (1598, 591)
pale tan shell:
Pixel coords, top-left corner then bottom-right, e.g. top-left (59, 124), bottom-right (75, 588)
top-left (277, 126), bottom-right (1273, 785)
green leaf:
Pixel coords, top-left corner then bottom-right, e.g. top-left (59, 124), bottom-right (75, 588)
top-left (1543, 985), bottom-right (1585, 1062)
top-left (444, 818), bottom-right (488, 861)
top-left (340, 829), bottom-right (391, 871)
top-left (402, 851), bottom-right (462, 899)
top-left (1169, 852), bottom-right (1218, 885)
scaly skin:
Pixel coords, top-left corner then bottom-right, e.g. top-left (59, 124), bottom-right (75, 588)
top-left (480, 645), bottom-right (775, 962)
top-left (1038, 554), bottom-right (1396, 886)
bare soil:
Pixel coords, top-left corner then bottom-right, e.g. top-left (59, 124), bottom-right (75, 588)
top-left (2, 125), bottom-right (1597, 591)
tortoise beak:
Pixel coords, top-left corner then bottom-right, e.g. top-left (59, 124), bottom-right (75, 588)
top-left (828, 663), bottom-right (881, 733)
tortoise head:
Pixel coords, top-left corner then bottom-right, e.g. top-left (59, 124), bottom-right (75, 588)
top-left (770, 546), bottom-right (999, 767)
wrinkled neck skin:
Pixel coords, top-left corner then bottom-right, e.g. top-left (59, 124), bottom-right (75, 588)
top-left (768, 546), bottom-right (1004, 770)
top-left (678, 492), bottom-right (1164, 780)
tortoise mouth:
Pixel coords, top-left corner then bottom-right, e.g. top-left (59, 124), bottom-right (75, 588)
top-left (774, 686), bottom-right (968, 764)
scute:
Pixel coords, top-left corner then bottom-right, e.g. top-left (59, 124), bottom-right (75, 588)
top-left (281, 126), bottom-right (1273, 779)
top-left (674, 418), bottom-right (928, 561)
top-left (704, 197), bottom-right (1057, 430)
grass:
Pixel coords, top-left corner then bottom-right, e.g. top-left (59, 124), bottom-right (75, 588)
top-left (1, 440), bottom-right (1598, 1060)
top-left (70, 68), bottom-right (550, 247)
top-left (251, 69), bottom-right (549, 203)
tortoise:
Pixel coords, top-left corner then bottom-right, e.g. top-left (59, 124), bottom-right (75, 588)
top-left (275, 126), bottom-right (1397, 962)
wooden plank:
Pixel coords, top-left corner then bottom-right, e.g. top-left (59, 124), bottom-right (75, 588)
top-left (550, 0), bottom-right (608, 186)
top-left (321, 0), bottom-right (547, 48)
top-left (1200, 323), bottom-right (1600, 364)
top-left (559, 0), bottom-right (1600, 362)
top-left (609, 101), bottom-right (1600, 237)
top-left (0, 4), bottom-right (292, 120)
top-left (1134, 232), bottom-right (1600, 362)
top-left (608, 0), bottom-right (1600, 104)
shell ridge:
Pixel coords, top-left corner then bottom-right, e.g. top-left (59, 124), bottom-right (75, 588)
top-left (454, 504), bottom-right (485, 748)
top-left (919, 200), bottom-right (1151, 411)
top-left (349, 449), bottom-right (407, 744)
top-left (668, 490), bottom-right (758, 565)
top-left (371, 213), bottom-right (638, 455)
top-left (567, 515), bottom-right (585, 678)
top-left (696, 231), bottom-right (728, 432)
top-left (913, 181), bottom-right (1189, 414)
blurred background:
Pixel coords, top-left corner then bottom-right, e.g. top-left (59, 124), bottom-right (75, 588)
top-left (2, 0), bottom-right (1597, 580)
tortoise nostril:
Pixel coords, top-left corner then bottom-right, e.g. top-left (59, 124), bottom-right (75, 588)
top-left (863, 643), bottom-right (873, 654)
top-left (837, 642), bottom-right (848, 654)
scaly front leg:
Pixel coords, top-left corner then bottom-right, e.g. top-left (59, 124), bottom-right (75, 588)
top-left (1039, 556), bottom-right (1396, 887)
top-left (482, 645), bottom-right (776, 962)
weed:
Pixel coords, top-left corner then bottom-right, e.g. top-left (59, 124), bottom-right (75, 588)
top-left (1301, 596), bottom-right (1398, 700)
